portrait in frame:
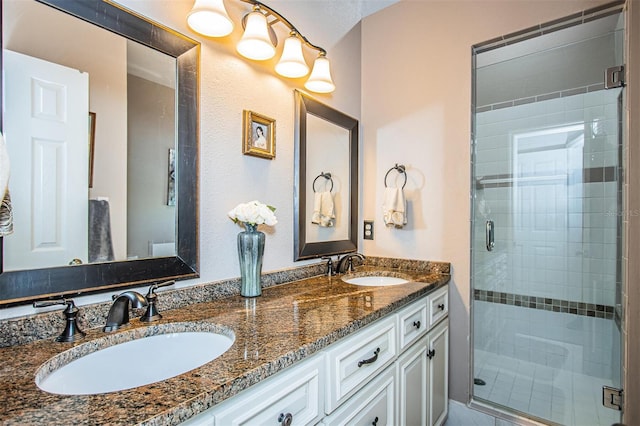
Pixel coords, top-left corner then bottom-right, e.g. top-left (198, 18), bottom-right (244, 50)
top-left (243, 110), bottom-right (275, 160)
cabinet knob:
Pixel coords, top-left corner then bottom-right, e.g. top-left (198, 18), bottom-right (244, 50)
top-left (413, 320), bottom-right (421, 329)
top-left (372, 416), bottom-right (379, 426)
top-left (427, 349), bottom-right (436, 359)
top-left (437, 303), bottom-right (445, 311)
top-left (278, 412), bottom-right (293, 426)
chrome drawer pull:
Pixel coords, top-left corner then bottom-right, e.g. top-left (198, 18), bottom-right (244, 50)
top-left (358, 347), bottom-right (380, 367)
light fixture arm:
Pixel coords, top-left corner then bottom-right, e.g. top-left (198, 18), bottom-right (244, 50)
top-left (238, 0), bottom-right (327, 55)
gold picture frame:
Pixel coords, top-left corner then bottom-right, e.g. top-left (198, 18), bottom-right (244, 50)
top-left (243, 110), bottom-right (275, 160)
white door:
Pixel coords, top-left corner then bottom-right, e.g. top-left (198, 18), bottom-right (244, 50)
top-left (3, 49), bottom-right (89, 270)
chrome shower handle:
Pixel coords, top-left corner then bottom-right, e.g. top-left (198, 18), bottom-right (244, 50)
top-left (486, 220), bottom-right (495, 251)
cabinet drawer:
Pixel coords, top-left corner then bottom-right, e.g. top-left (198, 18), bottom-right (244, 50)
top-left (428, 285), bottom-right (448, 328)
top-left (212, 355), bottom-right (324, 426)
top-left (321, 365), bottom-right (396, 426)
top-left (397, 296), bottom-right (428, 351)
top-left (324, 315), bottom-right (397, 413)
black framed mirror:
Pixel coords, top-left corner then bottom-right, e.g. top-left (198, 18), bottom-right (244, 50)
top-left (294, 90), bottom-right (358, 260)
top-left (0, 0), bottom-right (199, 306)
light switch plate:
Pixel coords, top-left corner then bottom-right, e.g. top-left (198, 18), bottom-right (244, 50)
top-left (364, 220), bottom-right (374, 240)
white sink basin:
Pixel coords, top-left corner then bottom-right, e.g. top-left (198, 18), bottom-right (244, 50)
top-left (343, 276), bottom-right (410, 286)
top-left (36, 326), bottom-right (234, 395)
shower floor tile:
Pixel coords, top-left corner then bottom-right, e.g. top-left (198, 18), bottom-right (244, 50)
top-left (474, 349), bottom-right (620, 426)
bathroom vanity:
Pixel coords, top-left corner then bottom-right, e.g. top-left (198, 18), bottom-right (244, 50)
top-left (186, 285), bottom-right (449, 426)
top-left (0, 262), bottom-right (450, 425)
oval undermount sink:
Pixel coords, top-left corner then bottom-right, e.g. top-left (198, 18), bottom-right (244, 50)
top-left (36, 324), bottom-right (234, 395)
top-left (343, 276), bottom-right (410, 286)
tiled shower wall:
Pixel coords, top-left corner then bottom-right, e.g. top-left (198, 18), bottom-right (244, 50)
top-left (473, 89), bottom-right (620, 307)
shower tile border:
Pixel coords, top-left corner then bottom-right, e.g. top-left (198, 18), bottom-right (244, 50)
top-left (476, 82), bottom-right (606, 112)
top-left (472, 0), bottom-right (624, 55)
top-left (475, 166), bottom-right (618, 189)
top-left (473, 288), bottom-right (615, 319)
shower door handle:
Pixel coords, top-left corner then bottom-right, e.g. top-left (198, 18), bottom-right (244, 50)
top-left (486, 220), bottom-right (495, 251)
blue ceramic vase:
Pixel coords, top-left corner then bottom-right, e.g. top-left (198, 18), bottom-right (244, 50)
top-left (237, 223), bottom-right (265, 297)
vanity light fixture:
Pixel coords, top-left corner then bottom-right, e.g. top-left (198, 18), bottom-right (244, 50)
top-left (186, 0), bottom-right (335, 93)
top-left (305, 52), bottom-right (335, 93)
top-left (187, 0), bottom-right (234, 37)
top-left (236, 6), bottom-right (276, 60)
top-left (274, 32), bottom-right (309, 78)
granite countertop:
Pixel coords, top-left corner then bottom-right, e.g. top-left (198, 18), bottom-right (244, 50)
top-left (0, 265), bottom-right (450, 425)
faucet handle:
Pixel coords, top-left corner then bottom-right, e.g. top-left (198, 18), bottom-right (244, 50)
top-left (140, 280), bottom-right (175, 322)
top-left (321, 256), bottom-right (336, 276)
top-left (33, 298), bottom-right (86, 343)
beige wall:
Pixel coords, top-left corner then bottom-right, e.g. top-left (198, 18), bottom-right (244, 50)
top-left (361, 0), bottom-right (612, 404)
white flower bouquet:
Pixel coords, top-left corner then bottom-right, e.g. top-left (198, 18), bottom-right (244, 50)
top-left (228, 200), bottom-right (277, 227)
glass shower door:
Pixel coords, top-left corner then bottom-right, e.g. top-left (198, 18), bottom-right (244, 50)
top-left (471, 5), bottom-right (624, 425)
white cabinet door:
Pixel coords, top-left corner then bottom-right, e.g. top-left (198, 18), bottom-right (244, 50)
top-left (321, 365), bottom-right (396, 426)
top-left (397, 334), bottom-right (428, 426)
top-left (428, 319), bottom-right (449, 426)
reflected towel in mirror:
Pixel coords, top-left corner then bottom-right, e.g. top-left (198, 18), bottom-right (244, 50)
top-left (0, 132), bottom-right (13, 237)
top-left (89, 199), bottom-right (115, 262)
top-left (383, 187), bottom-right (407, 228)
top-left (311, 191), bottom-right (335, 227)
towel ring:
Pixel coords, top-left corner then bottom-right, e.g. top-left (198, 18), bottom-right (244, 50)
top-left (384, 164), bottom-right (407, 189)
top-left (313, 172), bottom-right (334, 193)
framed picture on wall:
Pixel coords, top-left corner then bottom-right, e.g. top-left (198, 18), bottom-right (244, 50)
top-left (242, 110), bottom-right (276, 160)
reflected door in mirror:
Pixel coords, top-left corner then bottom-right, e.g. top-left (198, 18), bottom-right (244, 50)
top-left (4, 50), bottom-right (89, 270)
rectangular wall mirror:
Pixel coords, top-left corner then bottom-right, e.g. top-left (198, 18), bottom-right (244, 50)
top-left (0, 0), bottom-right (199, 306)
top-left (294, 90), bottom-right (358, 260)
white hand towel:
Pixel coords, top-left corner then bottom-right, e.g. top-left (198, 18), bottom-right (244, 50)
top-left (311, 191), bottom-right (335, 227)
top-left (319, 191), bottom-right (335, 227)
top-left (0, 132), bottom-right (13, 236)
top-left (383, 187), bottom-right (407, 228)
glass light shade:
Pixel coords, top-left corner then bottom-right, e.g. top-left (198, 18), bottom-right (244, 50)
top-left (236, 10), bottom-right (276, 61)
top-left (304, 55), bottom-right (335, 93)
top-left (187, 0), bottom-right (233, 37)
top-left (275, 35), bottom-right (309, 78)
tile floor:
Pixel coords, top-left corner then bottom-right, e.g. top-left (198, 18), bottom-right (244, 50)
top-left (473, 350), bottom-right (620, 426)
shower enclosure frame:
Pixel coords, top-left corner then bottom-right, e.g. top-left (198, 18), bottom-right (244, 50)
top-left (468, 1), bottom-right (628, 424)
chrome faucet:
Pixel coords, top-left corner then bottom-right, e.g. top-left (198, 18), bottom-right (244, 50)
top-left (336, 253), bottom-right (365, 274)
top-left (103, 291), bottom-right (148, 332)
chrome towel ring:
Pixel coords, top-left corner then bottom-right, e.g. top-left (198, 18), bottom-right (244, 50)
top-left (384, 164), bottom-right (407, 189)
top-left (313, 172), bottom-right (334, 193)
